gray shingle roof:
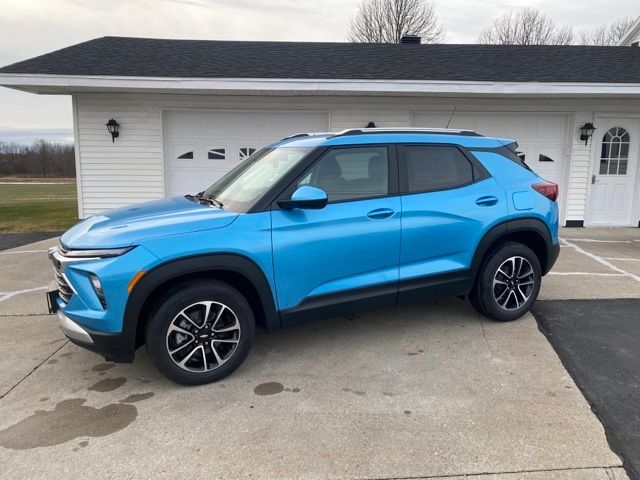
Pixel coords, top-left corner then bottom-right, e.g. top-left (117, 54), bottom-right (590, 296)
top-left (1, 36), bottom-right (640, 83)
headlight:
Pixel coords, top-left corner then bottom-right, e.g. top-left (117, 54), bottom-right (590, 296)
top-left (59, 246), bottom-right (135, 258)
top-left (89, 273), bottom-right (108, 309)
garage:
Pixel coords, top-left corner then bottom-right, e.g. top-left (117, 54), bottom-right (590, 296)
top-left (163, 109), bottom-right (329, 196)
top-left (412, 112), bottom-right (570, 187)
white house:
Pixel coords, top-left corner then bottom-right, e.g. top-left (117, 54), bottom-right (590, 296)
top-left (1, 36), bottom-right (640, 227)
top-left (619, 17), bottom-right (640, 46)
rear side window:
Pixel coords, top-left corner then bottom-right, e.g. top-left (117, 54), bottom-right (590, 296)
top-left (401, 145), bottom-right (475, 193)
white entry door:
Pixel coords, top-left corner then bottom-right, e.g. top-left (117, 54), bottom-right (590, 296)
top-left (164, 109), bottom-right (328, 197)
top-left (586, 118), bottom-right (640, 226)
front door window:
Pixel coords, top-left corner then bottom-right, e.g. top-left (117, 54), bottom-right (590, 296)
top-left (600, 127), bottom-right (630, 175)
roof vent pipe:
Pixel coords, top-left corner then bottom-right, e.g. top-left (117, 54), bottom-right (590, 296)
top-left (400, 35), bottom-right (421, 44)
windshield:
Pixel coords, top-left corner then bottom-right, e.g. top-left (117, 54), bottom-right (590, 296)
top-left (203, 147), bottom-right (312, 212)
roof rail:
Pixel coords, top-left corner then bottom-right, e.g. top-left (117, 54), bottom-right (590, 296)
top-left (279, 131), bottom-right (335, 141)
top-left (329, 127), bottom-right (481, 138)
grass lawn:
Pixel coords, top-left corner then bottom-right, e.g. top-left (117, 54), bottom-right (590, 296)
top-left (0, 182), bottom-right (78, 232)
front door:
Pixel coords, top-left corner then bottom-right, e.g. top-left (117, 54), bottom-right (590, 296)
top-left (271, 145), bottom-right (401, 322)
top-left (587, 118), bottom-right (640, 226)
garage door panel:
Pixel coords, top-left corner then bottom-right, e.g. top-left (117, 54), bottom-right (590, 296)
top-left (164, 110), bottom-right (328, 197)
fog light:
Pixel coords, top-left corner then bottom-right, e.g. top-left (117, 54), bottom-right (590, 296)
top-left (89, 273), bottom-right (108, 309)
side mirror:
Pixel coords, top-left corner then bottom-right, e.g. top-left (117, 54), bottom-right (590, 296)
top-left (278, 185), bottom-right (328, 210)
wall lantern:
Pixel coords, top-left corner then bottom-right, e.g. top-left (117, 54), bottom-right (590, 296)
top-left (579, 122), bottom-right (595, 145)
top-left (106, 118), bottom-right (120, 142)
top-left (365, 121), bottom-right (377, 128)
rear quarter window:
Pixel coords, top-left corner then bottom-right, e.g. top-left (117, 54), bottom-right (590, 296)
top-left (400, 145), bottom-right (481, 193)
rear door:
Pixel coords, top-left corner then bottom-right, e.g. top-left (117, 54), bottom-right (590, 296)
top-left (271, 145), bottom-right (401, 321)
top-left (397, 144), bottom-right (508, 303)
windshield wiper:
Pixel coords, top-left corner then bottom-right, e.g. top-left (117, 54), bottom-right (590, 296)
top-left (188, 191), bottom-right (223, 208)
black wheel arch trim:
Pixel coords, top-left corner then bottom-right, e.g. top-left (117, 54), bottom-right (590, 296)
top-left (120, 253), bottom-right (279, 358)
top-left (471, 218), bottom-right (558, 277)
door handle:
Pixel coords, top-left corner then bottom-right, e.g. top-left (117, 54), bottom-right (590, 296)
top-left (475, 196), bottom-right (499, 207)
top-left (367, 208), bottom-right (395, 219)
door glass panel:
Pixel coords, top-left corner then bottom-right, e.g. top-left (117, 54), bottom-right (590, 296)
top-left (619, 160), bottom-right (628, 175)
top-left (599, 126), bottom-right (630, 176)
top-left (299, 147), bottom-right (388, 202)
top-left (403, 146), bottom-right (474, 192)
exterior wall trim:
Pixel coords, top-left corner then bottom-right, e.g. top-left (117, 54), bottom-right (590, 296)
top-left (71, 94), bottom-right (84, 219)
top-left (3, 74), bottom-right (640, 96)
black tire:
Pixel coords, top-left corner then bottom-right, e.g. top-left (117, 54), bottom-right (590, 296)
top-left (469, 241), bottom-right (541, 322)
top-left (145, 279), bottom-right (255, 385)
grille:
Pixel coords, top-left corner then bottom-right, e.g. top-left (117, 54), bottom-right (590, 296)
top-left (49, 250), bottom-right (73, 303)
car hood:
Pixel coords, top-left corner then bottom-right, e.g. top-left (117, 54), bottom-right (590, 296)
top-left (61, 196), bottom-right (239, 249)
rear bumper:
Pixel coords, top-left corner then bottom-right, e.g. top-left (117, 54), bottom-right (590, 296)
top-left (544, 241), bottom-right (561, 275)
top-left (57, 310), bottom-right (135, 363)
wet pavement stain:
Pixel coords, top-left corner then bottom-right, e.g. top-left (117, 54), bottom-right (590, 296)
top-left (0, 399), bottom-right (137, 450)
top-left (60, 352), bottom-right (73, 358)
top-left (91, 363), bottom-right (115, 372)
top-left (88, 377), bottom-right (127, 392)
top-left (47, 359), bottom-right (58, 364)
top-left (120, 392), bottom-right (154, 403)
top-left (254, 382), bottom-right (284, 396)
top-left (404, 410), bottom-right (412, 415)
top-left (283, 387), bottom-right (301, 393)
top-left (38, 397), bottom-right (50, 402)
top-left (78, 440), bottom-right (89, 447)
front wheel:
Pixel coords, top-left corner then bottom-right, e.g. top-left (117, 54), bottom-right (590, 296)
top-left (145, 280), bottom-right (255, 385)
top-left (469, 241), bottom-right (542, 322)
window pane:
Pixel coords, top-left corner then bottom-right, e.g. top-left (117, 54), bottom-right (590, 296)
top-left (610, 142), bottom-right (620, 158)
top-left (621, 132), bottom-right (630, 143)
top-left (404, 146), bottom-right (474, 192)
top-left (178, 151), bottom-right (194, 159)
top-left (619, 160), bottom-right (628, 175)
top-left (621, 143), bottom-right (629, 158)
top-left (301, 147), bottom-right (388, 202)
top-left (208, 148), bottom-right (225, 160)
top-left (601, 143), bottom-right (610, 159)
top-left (608, 159), bottom-right (619, 175)
top-left (599, 159), bottom-right (609, 174)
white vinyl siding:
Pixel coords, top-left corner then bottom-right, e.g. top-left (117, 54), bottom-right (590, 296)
top-left (74, 93), bottom-right (640, 225)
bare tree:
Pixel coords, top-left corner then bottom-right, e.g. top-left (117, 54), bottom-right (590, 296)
top-left (348, 0), bottom-right (446, 43)
top-left (478, 7), bottom-right (573, 45)
top-left (578, 17), bottom-right (636, 46)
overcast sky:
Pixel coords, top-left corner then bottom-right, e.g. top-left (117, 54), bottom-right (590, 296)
top-left (0, 0), bottom-right (638, 144)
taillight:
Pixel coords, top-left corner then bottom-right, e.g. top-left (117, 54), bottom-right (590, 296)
top-left (532, 181), bottom-right (559, 202)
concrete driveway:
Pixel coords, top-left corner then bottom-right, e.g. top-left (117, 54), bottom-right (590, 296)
top-left (0, 230), bottom-right (637, 480)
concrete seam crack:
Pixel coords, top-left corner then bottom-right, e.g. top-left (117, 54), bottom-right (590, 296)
top-left (357, 465), bottom-right (624, 480)
top-left (0, 340), bottom-right (68, 402)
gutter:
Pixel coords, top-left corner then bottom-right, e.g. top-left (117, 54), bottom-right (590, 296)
top-left (2, 74), bottom-right (640, 97)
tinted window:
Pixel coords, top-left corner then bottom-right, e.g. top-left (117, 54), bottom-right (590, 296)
top-left (403, 146), bottom-right (474, 192)
top-left (299, 147), bottom-right (388, 202)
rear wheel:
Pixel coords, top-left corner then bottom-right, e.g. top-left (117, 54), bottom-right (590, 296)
top-left (145, 280), bottom-right (255, 385)
top-left (469, 241), bottom-right (541, 322)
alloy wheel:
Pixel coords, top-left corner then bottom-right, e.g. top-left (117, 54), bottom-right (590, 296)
top-left (492, 256), bottom-right (535, 311)
top-left (165, 301), bottom-right (241, 372)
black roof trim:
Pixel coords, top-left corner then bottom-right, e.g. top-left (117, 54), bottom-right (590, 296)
top-left (2, 37), bottom-right (640, 84)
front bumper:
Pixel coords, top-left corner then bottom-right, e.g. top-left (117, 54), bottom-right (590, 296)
top-left (56, 309), bottom-right (135, 362)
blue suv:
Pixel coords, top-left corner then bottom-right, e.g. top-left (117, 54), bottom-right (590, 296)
top-left (48, 128), bottom-right (559, 385)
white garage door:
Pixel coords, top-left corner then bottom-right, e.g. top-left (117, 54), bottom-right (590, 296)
top-left (164, 110), bottom-right (328, 197)
top-left (412, 112), bottom-right (569, 185)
